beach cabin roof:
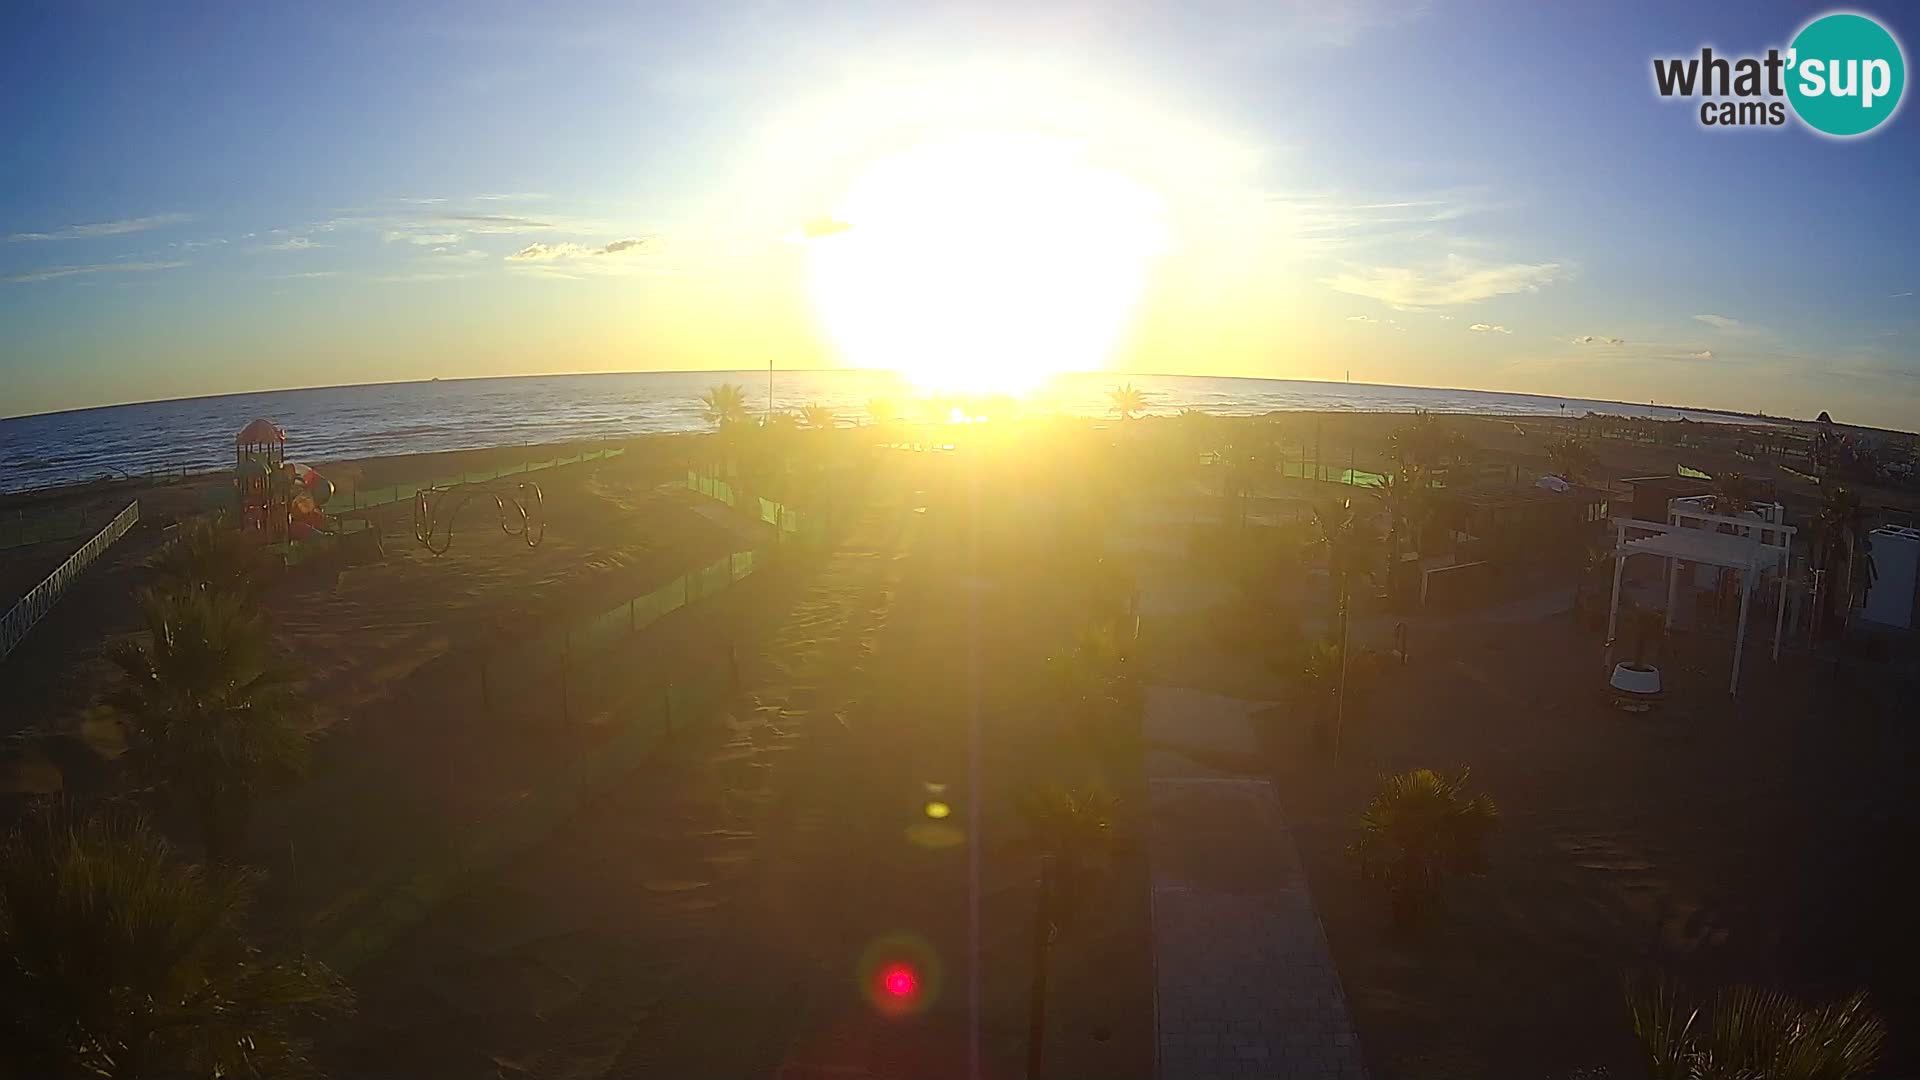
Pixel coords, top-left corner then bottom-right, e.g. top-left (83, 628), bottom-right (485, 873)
top-left (236, 418), bottom-right (286, 445)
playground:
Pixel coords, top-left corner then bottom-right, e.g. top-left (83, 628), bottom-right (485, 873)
top-left (0, 427), bottom-right (732, 781)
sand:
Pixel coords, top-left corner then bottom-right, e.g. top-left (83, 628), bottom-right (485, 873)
top-left (328, 447), bottom-right (1157, 1079)
top-left (6, 411), bottom-right (1915, 1077)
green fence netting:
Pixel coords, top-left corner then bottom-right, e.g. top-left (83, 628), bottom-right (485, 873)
top-left (316, 543), bottom-right (761, 973)
top-left (338, 446), bottom-right (626, 513)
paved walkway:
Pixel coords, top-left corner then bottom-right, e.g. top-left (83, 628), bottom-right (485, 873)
top-left (1145, 687), bottom-right (1369, 1080)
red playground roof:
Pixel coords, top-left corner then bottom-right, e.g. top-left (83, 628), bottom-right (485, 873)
top-left (235, 418), bottom-right (287, 445)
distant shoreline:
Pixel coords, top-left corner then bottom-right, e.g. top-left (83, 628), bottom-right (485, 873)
top-left (4, 368), bottom-right (1905, 497)
top-left (0, 367), bottom-right (1865, 431)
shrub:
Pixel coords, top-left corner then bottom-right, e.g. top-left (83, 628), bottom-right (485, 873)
top-left (0, 804), bottom-right (350, 1078)
top-left (1350, 768), bottom-right (1498, 924)
top-left (1625, 976), bottom-right (1885, 1080)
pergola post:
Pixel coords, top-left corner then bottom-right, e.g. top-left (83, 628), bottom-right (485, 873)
top-left (1605, 545), bottom-right (1628, 671)
top-left (1665, 557), bottom-right (1681, 629)
top-left (1730, 564), bottom-right (1753, 697)
top-left (1773, 572), bottom-right (1788, 661)
top-left (1773, 533), bottom-right (1791, 661)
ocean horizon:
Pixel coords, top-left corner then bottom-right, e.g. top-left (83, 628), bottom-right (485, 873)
top-left (0, 369), bottom-right (1777, 494)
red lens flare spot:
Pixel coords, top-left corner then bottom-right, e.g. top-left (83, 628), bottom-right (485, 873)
top-left (881, 964), bottom-right (918, 998)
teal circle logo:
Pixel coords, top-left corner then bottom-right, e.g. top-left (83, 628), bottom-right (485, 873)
top-left (1787, 13), bottom-right (1906, 137)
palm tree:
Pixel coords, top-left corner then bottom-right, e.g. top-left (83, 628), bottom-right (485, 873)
top-left (799, 403), bottom-right (837, 430)
top-left (1015, 782), bottom-right (1118, 924)
top-left (1375, 472), bottom-right (1430, 574)
top-left (698, 382), bottom-right (749, 428)
top-left (0, 804), bottom-right (351, 1079)
top-left (1108, 383), bottom-right (1146, 420)
top-left (1813, 485), bottom-right (1876, 634)
top-left (1625, 977), bottom-right (1885, 1080)
top-left (1545, 434), bottom-right (1597, 483)
top-left (107, 589), bottom-right (311, 862)
top-left (1315, 500), bottom-right (1381, 753)
top-left (1387, 410), bottom-right (1443, 476)
top-left (1051, 620), bottom-right (1142, 762)
top-left (1349, 768), bottom-right (1499, 925)
top-left (1574, 543), bottom-right (1614, 614)
top-left (150, 515), bottom-right (271, 600)
top-left (1014, 781), bottom-right (1118, 1080)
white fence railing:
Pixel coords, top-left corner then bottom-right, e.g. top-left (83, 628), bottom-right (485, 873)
top-left (0, 500), bottom-right (140, 661)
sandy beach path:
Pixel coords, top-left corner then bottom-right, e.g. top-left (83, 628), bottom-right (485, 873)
top-left (336, 473), bottom-right (975, 1078)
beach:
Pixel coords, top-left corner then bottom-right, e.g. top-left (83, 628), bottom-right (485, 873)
top-left (2, 410), bottom-right (1916, 1077)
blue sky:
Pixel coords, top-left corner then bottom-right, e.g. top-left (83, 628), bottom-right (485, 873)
top-left (3, 0), bottom-right (1916, 428)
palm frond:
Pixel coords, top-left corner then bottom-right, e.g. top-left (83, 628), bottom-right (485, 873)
top-left (106, 588), bottom-right (312, 859)
top-left (1623, 977), bottom-right (1886, 1080)
top-left (1349, 768), bottom-right (1499, 921)
top-left (698, 382), bottom-right (749, 428)
top-left (0, 805), bottom-right (351, 1079)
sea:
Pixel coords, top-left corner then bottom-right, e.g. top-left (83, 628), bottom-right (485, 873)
top-left (0, 369), bottom-right (1756, 494)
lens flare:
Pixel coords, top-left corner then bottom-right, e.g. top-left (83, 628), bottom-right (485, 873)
top-left (881, 963), bottom-right (918, 998)
top-left (858, 933), bottom-right (942, 1018)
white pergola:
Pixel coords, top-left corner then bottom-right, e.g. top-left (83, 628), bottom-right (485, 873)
top-left (1605, 507), bottom-right (1795, 697)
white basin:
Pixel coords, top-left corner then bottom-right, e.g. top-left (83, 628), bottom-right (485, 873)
top-left (1610, 663), bottom-right (1662, 695)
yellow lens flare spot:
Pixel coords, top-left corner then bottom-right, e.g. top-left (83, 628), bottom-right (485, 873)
top-left (924, 801), bottom-right (951, 819)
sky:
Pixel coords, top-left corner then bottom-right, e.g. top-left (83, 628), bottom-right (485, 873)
top-left (2, 0), bottom-right (1917, 428)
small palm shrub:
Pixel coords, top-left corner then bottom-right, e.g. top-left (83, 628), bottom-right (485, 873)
top-left (0, 804), bottom-right (351, 1078)
top-left (150, 515), bottom-right (271, 600)
top-left (107, 588), bottom-right (311, 861)
top-left (1350, 768), bottom-right (1498, 924)
top-left (1625, 976), bottom-right (1885, 1080)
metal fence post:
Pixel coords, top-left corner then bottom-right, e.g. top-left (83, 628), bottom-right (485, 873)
top-left (561, 626), bottom-right (572, 723)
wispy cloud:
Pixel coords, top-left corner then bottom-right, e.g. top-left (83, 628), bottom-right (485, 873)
top-left (257, 236), bottom-right (323, 252)
top-left (1571, 335), bottom-right (1624, 345)
top-left (368, 270), bottom-right (473, 283)
top-left (1468, 323), bottom-right (1512, 334)
top-left (4, 260), bottom-right (188, 284)
top-left (273, 270), bottom-right (340, 280)
top-left (792, 216), bottom-right (853, 241)
top-left (473, 192), bottom-right (549, 202)
top-left (1266, 191), bottom-right (1479, 252)
top-left (1346, 314), bottom-right (1376, 322)
top-left (1687, 350), bottom-right (1714, 359)
top-left (506, 237), bottom-right (648, 262)
top-left (1891, 290), bottom-right (1914, 298)
top-left (384, 230), bottom-right (462, 246)
top-left (1690, 313), bottom-right (1779, 341)
top-left (1325, 255), bottom-right (1561, 309)
top-left (444, 212), bottom-right (564, 234)
top-left (8, 213), bottom-right (191, 242)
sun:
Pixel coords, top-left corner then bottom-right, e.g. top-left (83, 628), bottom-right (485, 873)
top-left (805, 133), bottom-right (1163, 395)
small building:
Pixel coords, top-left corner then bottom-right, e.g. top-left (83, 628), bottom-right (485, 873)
top-left (1620, 475), bottom-right (1711, 523)
top-left (1429, 480), bottom-right (1614, 565)
top-left (1861, 525), bottom-right (1920, 630)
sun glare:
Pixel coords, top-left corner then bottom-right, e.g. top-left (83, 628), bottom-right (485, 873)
top-left (807, 134), bottom-right (1164, 395)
